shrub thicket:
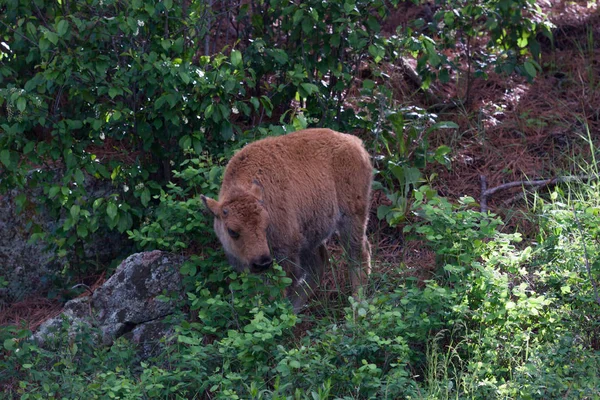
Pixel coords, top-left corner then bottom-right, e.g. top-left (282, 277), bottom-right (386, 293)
top-left (3, 1), bottom-right (595, 399)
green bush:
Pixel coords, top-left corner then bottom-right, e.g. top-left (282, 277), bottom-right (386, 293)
top-left (408, 0), bottom-right (552, 91)
top-left (0, 0), bottom-right (260, 280)
top-left (4, 188), bottom-right (600, 398)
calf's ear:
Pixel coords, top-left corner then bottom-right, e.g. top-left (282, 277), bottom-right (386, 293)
top-left (200, 195), bottom-right (220, 217)
top-left (249, 179), bottom-right (264, 202)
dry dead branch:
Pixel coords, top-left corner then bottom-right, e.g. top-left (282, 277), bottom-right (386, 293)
top-left (480, 174), bottom-right (597, 213)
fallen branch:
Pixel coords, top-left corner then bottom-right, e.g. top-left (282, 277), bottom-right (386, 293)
top-left (480, 174), bottom-right (596, 213)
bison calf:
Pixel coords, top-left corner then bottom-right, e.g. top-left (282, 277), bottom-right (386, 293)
top-left (201, 128), bottom-right (372, 311)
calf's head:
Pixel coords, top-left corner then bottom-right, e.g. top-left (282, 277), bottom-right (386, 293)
top-left (201, 183), bottom-right (272, 273)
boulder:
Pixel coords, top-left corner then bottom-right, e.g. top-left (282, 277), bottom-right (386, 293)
top-left (33, 251), bottom-right (187, 355)
top-left (0, 183), bottom-right (129, 307)
top-left (0, 193), bottom-right (56, 307)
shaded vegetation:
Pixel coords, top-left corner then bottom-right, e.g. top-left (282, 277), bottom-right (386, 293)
top-left (1, 0), bottom-right (599, 398)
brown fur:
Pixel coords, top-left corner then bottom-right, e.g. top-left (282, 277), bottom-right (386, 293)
top-left (201, 128), bottom-right (372, 311)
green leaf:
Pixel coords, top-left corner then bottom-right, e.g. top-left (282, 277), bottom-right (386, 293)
top-left (362, 80), bottom-right (375, 90)
top-left (377, 205), bottom-right (392, 220)
top-left (141, 188), bottom-right (151, 207)
top-left (344, 0), bottom-right (356, 14)
top-left (0, 150), bottom-right (10, 168)
top-left (435, 145), bottom-right (451, 156)
top-left (48, 186), bottom-right (60, 198)
top-left (172, 37), bottom-right (184, 53)
top-left (3, 339), bottom-right (16, 351)
top-left (178, 70), bottom-right (190, 84)
top-left (16, 97), bottom-right (26, 112)
top-left (74, 169), bottom-right (85, 185)
top-left (300, 83), bottom-right (319, 96)
top-left (523, 60), bottom-right (537, 78)
top-left (93, 198), bottom-right (104, 211)
top-left (70, 204), bottom-right (80, 219)
top-left (23, 141), bottom-right (35, 154)
top-left (46, 31), bottom-right (58, 45)
top-left (179, 135), bottom-right (192, 149)
top-left (108, 87), bottom-right (121, 99)
top-left (426, 121), bottom-right (459, 134)
top-left (92, 119), bottom-right (103, 131)
top-left (26, 22), bottom-right (37, 37)
top-left (164, 0), bottom-right (173, 10)
top-left (77, 224), bottom-right (88, 238)
top-left (107, 202), bottom-right (118, 221)
top-left (231, 50), bottom-right (242, 69)
top-left (220, 123), bottom-right (233, 140)
top-left (57, 20), bottom-right (68, 37)
top-left (39, 37), bottom-right (49, 53)
top-left (180, 262), bottom-right (197, 276)
top-left (368, 44), bottom-right (385, 63)
top-left (117, 211), bottom-right (130, 232)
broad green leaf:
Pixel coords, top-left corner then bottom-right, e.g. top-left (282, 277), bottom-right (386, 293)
top-left (46, 31), bottom-right (58, 45)
top-left (362, 80), bottom-right (375, 90)
top-left (220, 123), bottom-right (233, 140)
top-left (23, 141), bottom-right (35, 154)
top-left (107, 202), bottom-right (118, 221)
top-left (16, 97), bottom-right (26, 112)
top-left (57, 20), bottom-right (68, 37)
top-left (39, 38), bottom-right (49, 53)
top-left (117, 212), bottom-right (130, 232)
top-left (231, 50), bottom-right (242, 69)
top-left (523, 61), bottom-right (537, 78)
top-left (300, 83), bottom-right (319, 95)
top-left (377, 205), bottom-right (392, 220)
top-left (4, 339), bottom-right (16, 351)
top-left (178, 70), bottom-right (190, 84)
top-left (140, 188), bottom-right (151, 207)
top-left (74, 169), bottom-right (85, 185)
top-left (179, 135), bottom-right (192, 149)
top-left (108, 87), bottom-right (121, 99)
top-left (93, 198), bottom-right (104, 211)
top-left (0, 150), bottom-right (10, 168)
top-left (48, 186), bottom-right (60, 198)
top-left (70, 204), bottom-right (80, 219)
top-left (145, 3), bottom-right (155, 15)
top-left (26, 22), bottom-right (36, 36)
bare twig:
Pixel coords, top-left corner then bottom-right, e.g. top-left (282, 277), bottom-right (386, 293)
top-left (571, 206), bottom-right (600, 306)
top-left (71, 283), bottom-right (94, 296)
top-left (480, 175), bottom-right (596, 213)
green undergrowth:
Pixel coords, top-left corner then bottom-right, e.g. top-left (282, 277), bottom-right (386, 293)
top-left (2, 184), bottom-right (599, 399)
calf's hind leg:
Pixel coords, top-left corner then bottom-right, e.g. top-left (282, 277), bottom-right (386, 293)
top-left (337, 214), bottom-right (371, 296)
top-left (286, 244), bottom-right (329, 312)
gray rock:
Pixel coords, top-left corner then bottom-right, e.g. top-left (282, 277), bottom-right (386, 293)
top-left (33, 250), bottom-right (187, 353)
top-left (32, 297), bottom-right (98, 349)
top-left (0, 179), bottom-right (129, 306)
top-left (0, 193), bottom-right (56, 307)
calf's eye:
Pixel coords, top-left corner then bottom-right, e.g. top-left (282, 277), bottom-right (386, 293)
top-left (227, 228), bottom-right (240, 239)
